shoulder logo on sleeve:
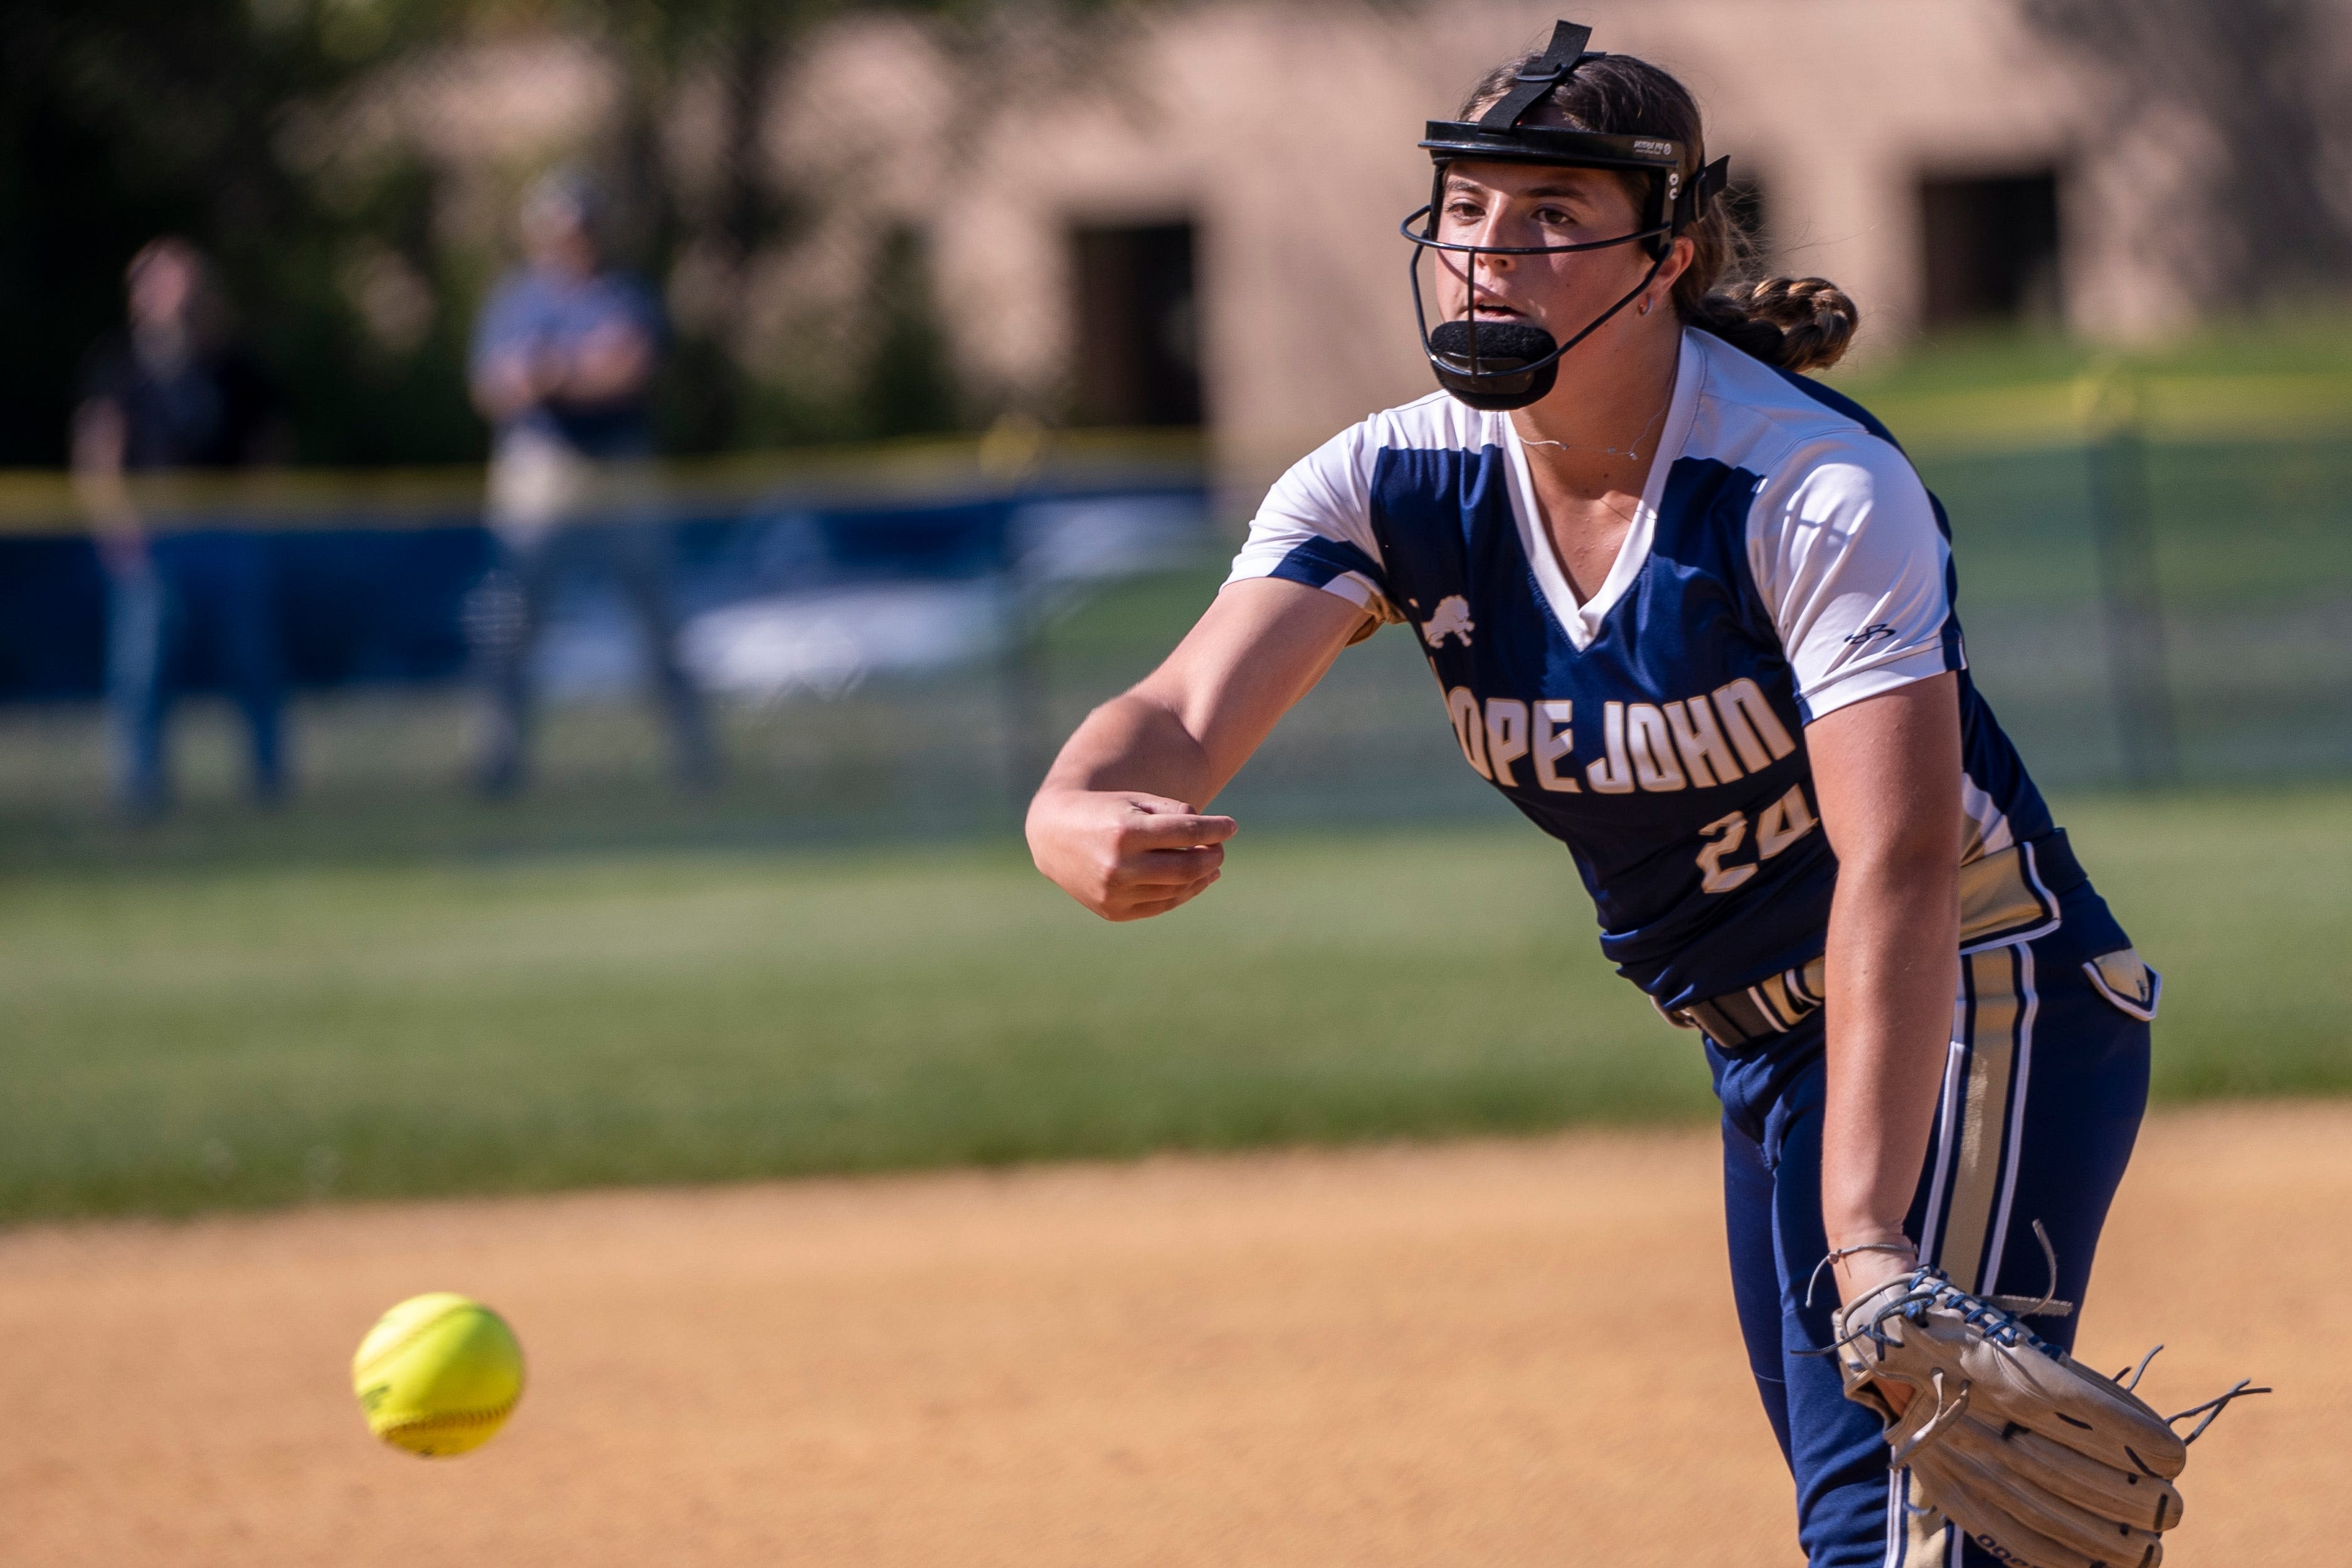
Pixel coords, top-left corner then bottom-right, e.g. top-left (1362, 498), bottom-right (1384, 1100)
top-left (1421, 595), bottom-right (1476, 649)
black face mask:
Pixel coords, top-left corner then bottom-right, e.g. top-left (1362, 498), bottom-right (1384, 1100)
top-left (1424, 320), bottom-right (1566, 413)
top-left (1402, 19), bottom-right (1729, 411)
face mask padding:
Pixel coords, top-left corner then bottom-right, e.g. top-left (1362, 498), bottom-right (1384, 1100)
top-left (1426, 320), bottom-right (1561, 411)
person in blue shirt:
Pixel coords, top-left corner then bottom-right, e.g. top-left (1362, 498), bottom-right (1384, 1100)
top-left (1025, 28), bottom-right (2164, 1568)
top-left (469, 169), bottom-right (716, 795)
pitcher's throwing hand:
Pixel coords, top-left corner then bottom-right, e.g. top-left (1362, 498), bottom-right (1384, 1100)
top-left (1027, 792), bottom-right (1234, 921)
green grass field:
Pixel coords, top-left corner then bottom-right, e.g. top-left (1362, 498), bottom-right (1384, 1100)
top-left (3, 788), bottom-right (2344, 1226)
top-left (1, 322), bottom-right (2346, 1227)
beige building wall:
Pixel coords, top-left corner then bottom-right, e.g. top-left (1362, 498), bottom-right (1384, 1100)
top-left (350, 3), bottom-right (2259, 484)
top-left (796, 0), bottom-right (2133, 485)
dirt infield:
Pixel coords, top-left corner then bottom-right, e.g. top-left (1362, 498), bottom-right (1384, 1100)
top-left (4, 1104), bottom-right (2341, 1567)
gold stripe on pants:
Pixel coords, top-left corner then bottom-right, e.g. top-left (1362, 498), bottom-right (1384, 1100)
top-left (1897, 1466), bottom-right (1952, 1567)
top-left (1886, 942), bottom-right (2037, 1565)
top-left (1927, 945), bottom-right (2032, 1293)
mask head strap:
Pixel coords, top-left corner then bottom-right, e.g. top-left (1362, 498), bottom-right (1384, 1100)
top-left (1475, 20), bottom-right (1597, 131)
top-left (1677, 156), bottom-right (1732, 236)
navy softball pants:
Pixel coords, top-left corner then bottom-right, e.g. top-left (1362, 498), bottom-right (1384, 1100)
top-left (1707, 887), bottom-right (2154, 1567)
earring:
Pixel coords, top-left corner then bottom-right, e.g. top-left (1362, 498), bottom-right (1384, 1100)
top-left (1638, 296), bottom-right (1655, 315)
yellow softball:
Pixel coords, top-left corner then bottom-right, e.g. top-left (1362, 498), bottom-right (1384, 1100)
top-left (352, 1292), bottom-right (526, 1457)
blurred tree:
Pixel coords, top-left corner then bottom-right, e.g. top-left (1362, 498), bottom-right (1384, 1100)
top-left (560, 0), bottom-right (825, 452)
top-left (0, 0), bottom-right (1091, 469)
top-left (859, 225), bottom-right (961, 439)
top-left (0, 0), bottom-right (477, 466)
top-left (549, 0), bottom-right (1085, 451)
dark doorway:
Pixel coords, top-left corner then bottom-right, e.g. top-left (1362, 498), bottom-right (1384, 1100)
top-left (1069, 221), bottom-right (1202, 427)
top-left (1919, 170), bottom-right (2063, 326)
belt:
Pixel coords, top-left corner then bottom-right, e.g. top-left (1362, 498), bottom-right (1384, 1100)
top-left (1661, 829), bottom-right (2088, 1052)
top-left (1663, 956), bottom-right (1826, 1049)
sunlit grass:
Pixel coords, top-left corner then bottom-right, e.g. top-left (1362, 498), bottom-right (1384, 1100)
top-left (0, 788), bottom-right (2342, 1224)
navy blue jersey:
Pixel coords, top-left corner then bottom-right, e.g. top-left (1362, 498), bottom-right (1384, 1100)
top-left (1229, 329), bottom-right (2084, 1010)
top-left (77, 335), bottom-right (280, 472)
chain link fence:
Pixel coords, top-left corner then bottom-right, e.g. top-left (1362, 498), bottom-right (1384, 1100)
top-left (0, 413), bottom-right (2345, 869)
top-left (1100, 420), bottom-right (2352, 824)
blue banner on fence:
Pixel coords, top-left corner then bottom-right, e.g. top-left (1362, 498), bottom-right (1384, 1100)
top-left (0, 480), bottom-right (1212, 703)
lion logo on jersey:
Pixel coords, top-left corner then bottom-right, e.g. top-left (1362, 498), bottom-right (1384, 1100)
top-left (1420, 595), bottom-right (1475, 649)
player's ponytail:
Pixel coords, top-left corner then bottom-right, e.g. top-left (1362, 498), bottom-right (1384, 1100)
top-left (1458, 49), bottom-right (1861, 373)
top-left (1682, 277), bottom-right (1859, 374)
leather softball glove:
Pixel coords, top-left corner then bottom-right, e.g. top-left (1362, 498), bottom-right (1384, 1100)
top-left (1830, 1265), bottom-right (2262, 1568)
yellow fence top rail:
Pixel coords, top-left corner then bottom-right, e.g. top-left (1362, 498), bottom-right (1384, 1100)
top-left (0, 425), bottom-right (1208, 536)
top-left (8, 373), bottom-right (2352, 534)
top-left (1863, 371), bottom-right (2352, 456)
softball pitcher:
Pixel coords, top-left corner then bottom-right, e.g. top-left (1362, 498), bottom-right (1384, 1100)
top-left (1027, 22), bottom-right (2245, 1567)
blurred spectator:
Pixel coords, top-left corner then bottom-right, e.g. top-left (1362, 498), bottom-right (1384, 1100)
top-left (72, 238), bottom-right (290, 819)
top-left (468, 169), bottom-right (717, 796)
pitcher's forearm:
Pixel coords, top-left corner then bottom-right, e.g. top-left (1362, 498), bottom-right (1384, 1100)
top-left (1802, 675), bottom-right (1963, 1300)
top-left (1820, 855), bottom-right (1959, 1251)
top-left (1037, 692), bottom-right (1221, 809)
top-left (1026, 580), bottom-right (1367, 919)
top-left (1037, 579), bottom-right (1368, 813)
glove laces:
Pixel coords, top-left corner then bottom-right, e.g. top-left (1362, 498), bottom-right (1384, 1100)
top-left (1803, 1227), bottom-right (2271, 1465)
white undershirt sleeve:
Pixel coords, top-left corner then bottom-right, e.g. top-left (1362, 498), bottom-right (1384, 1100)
top-left (1224, 421), bottom-right (1401, 623)
top-left (1747, 433), bottom-right (1964, 723)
